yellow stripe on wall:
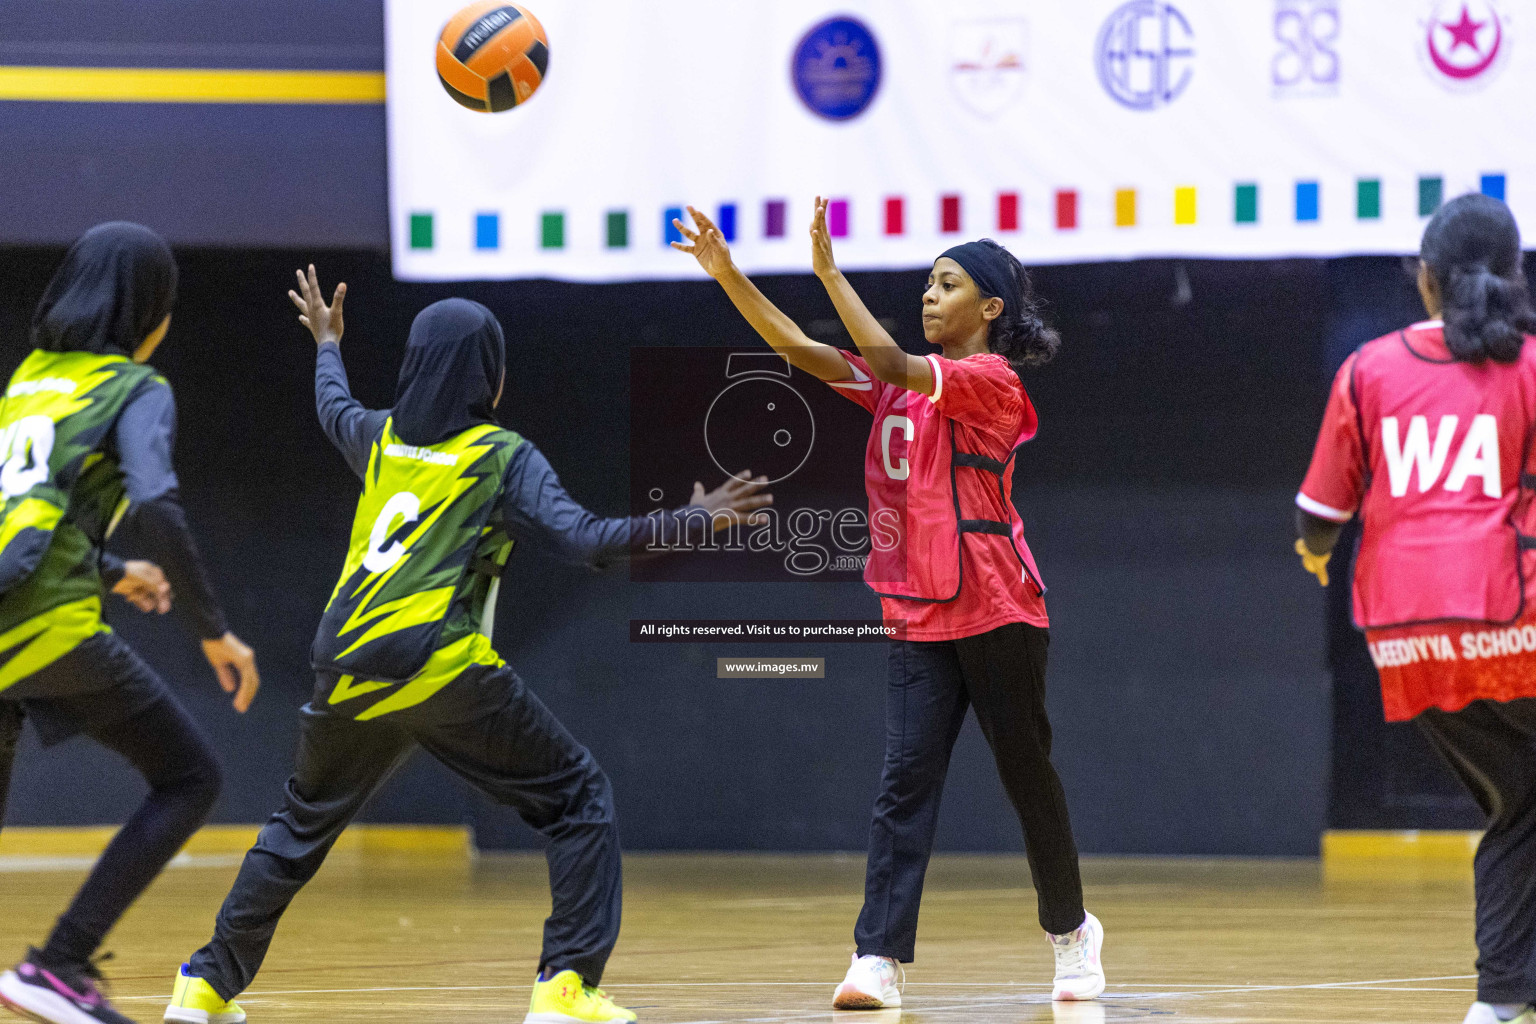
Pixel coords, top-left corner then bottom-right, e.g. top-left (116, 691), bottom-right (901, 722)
top-left (0, 66), bottom-right (385, 104)
top-left (1321, 829), bottom-right (1480, 882)
top-left (0, 825), bottom-right (466, 858)
top-left (1322, 829), bottom-right (1480, 861)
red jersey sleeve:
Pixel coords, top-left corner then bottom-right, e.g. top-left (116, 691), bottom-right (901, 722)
top-left (1298, 352), bottom-right (1366, 523)
top-left (824, 352), bottom-right (888, 413)
top-left (925, 353), bottom-right (1036, 440)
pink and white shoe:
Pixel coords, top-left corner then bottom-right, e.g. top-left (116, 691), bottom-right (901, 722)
top-left (832, 954), bottom-right (903, 1009)
top-left (0, 949), bottom-right (135, 1024)
top-left (1049, 911), bottom-right (1106, 1001)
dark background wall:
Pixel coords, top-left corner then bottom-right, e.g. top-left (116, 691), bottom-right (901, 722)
top-left (0, 246), bottom-right (1382, 856)
top-left (0, 0), bottom-right (1483, 853)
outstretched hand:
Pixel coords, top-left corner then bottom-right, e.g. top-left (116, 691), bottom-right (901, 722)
top-left (670, 205), bottom-right (734, 279)
top-left (810, 196), bottom-right (838, 279)
top-left (289, 264), bottom-right (346, 347)
top-left (691, 471), bottom-right (773, 532)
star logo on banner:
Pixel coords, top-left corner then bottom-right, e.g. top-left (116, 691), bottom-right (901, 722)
top-left (1423, 0), bottom-right (1508, 85)
top-left (1442, 5), bottom-right (1486, 52)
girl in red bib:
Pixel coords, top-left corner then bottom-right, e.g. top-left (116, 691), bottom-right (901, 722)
top-left (674, 200), bottom-right (1103, 1008)
top-left (1297, 194), bottom-right (1536, 1024)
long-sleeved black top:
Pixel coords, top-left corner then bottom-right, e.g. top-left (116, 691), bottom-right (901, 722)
top-left (315, 343), bottom-right (694, 568)
top-left (100, 379), bottom-right (228, 638)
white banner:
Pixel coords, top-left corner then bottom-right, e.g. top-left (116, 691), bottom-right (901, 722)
top-left (386, 0), bottom-right (1533, 282)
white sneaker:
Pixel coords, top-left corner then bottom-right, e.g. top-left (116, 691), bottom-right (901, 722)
top-left (1050, 911), bottom-right (1106, 1001)
top-left (831, 954), bottom-right (903, 1009)
top-left (1464, 1003), bottom-right (1536, 1024)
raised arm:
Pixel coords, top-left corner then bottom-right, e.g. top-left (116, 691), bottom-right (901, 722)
top-left (810, 197), bottom-right (933, 395)
top-left (672, 205), bottom-right (852, 382)
top-left (291, 265), bottom-right (386, 477)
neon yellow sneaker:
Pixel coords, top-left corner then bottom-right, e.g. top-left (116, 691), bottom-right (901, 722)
top-left (163, 964), bottom-right (246, 1024)
top-left (524, 969), bottom-right (635, 1023)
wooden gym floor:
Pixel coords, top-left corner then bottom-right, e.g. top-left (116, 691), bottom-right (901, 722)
top-left (0, 848), bottom-right (1485, 1023)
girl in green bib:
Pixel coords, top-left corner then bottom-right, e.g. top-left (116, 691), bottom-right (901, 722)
top-left (0, 223), bottom-right (260, 1024)
top-left (167, 268), bottom-right (769, 1024)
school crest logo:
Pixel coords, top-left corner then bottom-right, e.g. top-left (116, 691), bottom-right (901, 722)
top-left (1422, 0), bottom-right (1509, 88)
top-left (949, 18), bottom-right (1028, 118)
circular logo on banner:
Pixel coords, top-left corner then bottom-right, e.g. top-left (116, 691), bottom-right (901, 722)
top-left (1096, 0), bottom-right (1196, 110)
top-left (792, 16), bottom-right (882, 121)
top-left (1423, 0), bottom-right (1508, 86)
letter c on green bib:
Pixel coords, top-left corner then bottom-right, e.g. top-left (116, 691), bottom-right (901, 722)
top-left (364, 491), bottom-right (420, 574)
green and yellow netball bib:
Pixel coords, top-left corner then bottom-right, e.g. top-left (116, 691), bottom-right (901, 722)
top-left (0, 350), bottom-right (158, 690)
top-left (311, 417), bottom-right (519, 702)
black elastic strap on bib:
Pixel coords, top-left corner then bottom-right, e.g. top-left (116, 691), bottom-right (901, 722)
top-left (1519, 535), bottom-right (1536, 551)
top-left (1523, 473), bottom-right (1536, 490)
top-left (958, 519), bottom-right (1011, 536)
top-left (952, 451), bottom-right (1007, 475)
top-left (470, 555), bottom-right (505, 578)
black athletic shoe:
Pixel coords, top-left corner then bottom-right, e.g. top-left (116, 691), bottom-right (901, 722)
top-left (0, 949), bottom-right (135, 1024)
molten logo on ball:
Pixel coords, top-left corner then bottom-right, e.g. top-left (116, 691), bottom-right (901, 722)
top-left (437, 2), bottom-right (549, 112)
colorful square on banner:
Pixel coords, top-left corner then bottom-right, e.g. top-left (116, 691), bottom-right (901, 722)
top-left (1419, 177), bottom-right (1443, 217)
top-left (1357, 180), bottom-right (1381, 221)
top-left (1174, 187), bottom-right (1196, 226)
top-left (409, 212), bottom-right (434, 250)
top-left (664, 207), bottom-right (684, 246)
top-left (764, 200), bottom-right (787, 238)
top-left (606, 210), bottom-right (628, 249)
top-left (828, 199), bottom-right (849, 237)
top-left (717, 203), bottom-right (737, 242)
top-left (885, 197), bottom-right (904, 236)
top-left (941, 195), bottom-right (961, 233)
top-left (1482, 174), bottom-right (1507, 201)
top-left (541, 212), bottom-right (564, 249)
top-left (1115, 189), bottom-right (1136, 228)
top-left (1296, 182), bottom-right (1319, 222)
top-left (1234, 183), bottom-right (1258, 224)
top-left (475, 213), bottom-right (499, 250)
top-left (997, 192), bottom-right (1019, 232)
top-left (1055, 190), bottom-right (1077, 230)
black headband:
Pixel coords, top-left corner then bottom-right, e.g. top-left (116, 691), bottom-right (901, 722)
top-left (938, 241), bottom-right (1013, 312)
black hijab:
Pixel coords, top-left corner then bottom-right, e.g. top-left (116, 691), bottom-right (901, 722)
top-left (391, 298), bottom-right (506, 446)
top-left (33, 222), bottom-right (178, 356)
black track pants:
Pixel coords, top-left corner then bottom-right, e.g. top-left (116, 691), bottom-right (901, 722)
top-left (0, 701), bottom-right (21, 826)
top-left (855, 622), bottom-right (1085, 962)
top-left (188, 659), bottom-right (621, 999)
top-left (1417, 697), bottom-right (1536, 1005)
top-left (1, 633), bottom-right (222, 966)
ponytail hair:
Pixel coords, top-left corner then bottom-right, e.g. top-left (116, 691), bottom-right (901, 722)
top-left (1420, 194), bottom-right (1536, 364)
top-left (972, 239), bottom-right (1061, 371)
